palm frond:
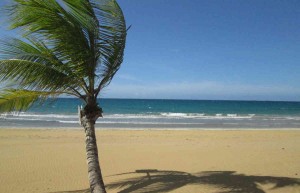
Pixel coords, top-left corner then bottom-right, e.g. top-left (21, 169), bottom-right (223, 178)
top-left (0, 89), bottom-right (59, 112)
top-left (91, 0), bottom-right (128, 95)
top-left (7, 0), bottom-right (94, 77)
top-left (0, 37), bottom-right (85, 93)
top-left (62, 0), bottom-right (128, 95)
top-left (1, 0), bottom-right (128, 105)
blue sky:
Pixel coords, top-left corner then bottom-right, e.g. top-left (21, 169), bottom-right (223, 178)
top-left (1, 0), bottom-right (300, 101)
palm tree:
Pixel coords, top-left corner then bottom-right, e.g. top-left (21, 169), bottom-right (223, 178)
top-left (0, 0), bottom-right (128, 192)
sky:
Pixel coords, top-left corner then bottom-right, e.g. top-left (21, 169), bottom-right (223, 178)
top-left (0, 0), bottom-right (300, 101)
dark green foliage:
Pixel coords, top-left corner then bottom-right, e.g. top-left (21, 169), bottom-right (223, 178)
top-left (0, 0), bottom-right (127, 112)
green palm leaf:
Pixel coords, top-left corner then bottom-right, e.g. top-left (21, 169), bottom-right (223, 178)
top-left (8, 0), bottom-right (93, 76)
top-left (1, 0), bottom-right (128, 112)
top-left (0, 37), bottom-right (86, 94)
top-left (62, 0), bottom-right (128, 94)
top-left (0, 89), bottom-right (60, 112)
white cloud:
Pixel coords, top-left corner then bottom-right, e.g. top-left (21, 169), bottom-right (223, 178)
top-left (101, 81), bottom-right (300, 101)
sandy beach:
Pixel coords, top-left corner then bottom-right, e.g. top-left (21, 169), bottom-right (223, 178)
top-left (0, 128), bottom-right (300, 193)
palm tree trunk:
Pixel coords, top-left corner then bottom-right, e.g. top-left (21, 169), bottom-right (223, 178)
top-left (80, 106), bottom-right (106, 193)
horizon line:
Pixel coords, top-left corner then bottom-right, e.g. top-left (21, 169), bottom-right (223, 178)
top-left (56, 97), bottom-right (300, 103)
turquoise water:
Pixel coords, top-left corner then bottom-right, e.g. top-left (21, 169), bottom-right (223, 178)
top-left (1, 98), bottom-right (300, 129)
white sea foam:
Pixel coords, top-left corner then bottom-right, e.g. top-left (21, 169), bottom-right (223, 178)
top-left (227, 114), bottom-right (237, 117)
top-left (1, 112), bottom-right (76, 119)
top-left (284, 116), bottom-right (300, 120)
top-left (0, 112), bottom-right (77, 123)
top-left (1, 111), bottom-right (299, 128)
top-left (104, 114), bottom-right (161, 119)
top-left (3, 117), bottom-right (57, 122)
top-left (159, 112), bottom-right (253, 119)
top-left (58, 120), bottom-right (78, 123)
top-left (17, 113), bottom-right (76, 119)
top-left (0, 112), bottom-right (256, 121)
top-left (160, 113), bottom-right (191, 118)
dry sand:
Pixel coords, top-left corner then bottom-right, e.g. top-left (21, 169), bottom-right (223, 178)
top-left (0, 128), bottom-right (300, 193)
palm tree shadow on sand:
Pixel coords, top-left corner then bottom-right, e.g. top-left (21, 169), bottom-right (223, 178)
top-left (51, 169), bottom-right (300, 193)
top-left (105, 169), bottom-right (300, 193)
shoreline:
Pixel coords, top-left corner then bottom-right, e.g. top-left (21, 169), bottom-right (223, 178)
top-left (1, 126), bottom-right (300, 130)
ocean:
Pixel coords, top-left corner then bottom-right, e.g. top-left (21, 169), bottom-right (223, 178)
top-left (1, 98), bottom-right (300, 129)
